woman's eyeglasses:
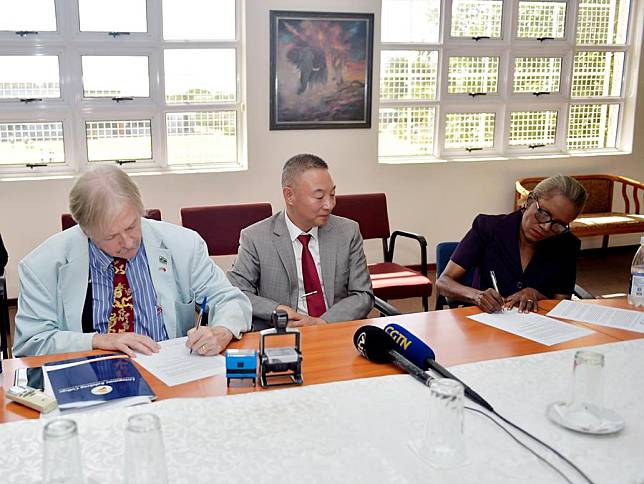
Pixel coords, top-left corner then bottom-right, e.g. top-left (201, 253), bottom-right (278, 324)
top-left (532, 197), bottom-right (570, 234)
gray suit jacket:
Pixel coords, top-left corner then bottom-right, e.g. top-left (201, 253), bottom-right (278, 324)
top-left (227, 212), bottom-right (374, 328)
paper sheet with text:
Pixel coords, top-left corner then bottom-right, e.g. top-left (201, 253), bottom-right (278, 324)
top-left (467, 308), bottom-right (594, 346)
top-left (547, 299), bottom-right (644, 333)
top-left (135, 337), bottom-right (226, 386)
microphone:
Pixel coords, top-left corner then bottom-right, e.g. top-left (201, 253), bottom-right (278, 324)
top-left (353, 325), bottom-right (432, 386)
top-left (384, 323), bottom-right (494, 412)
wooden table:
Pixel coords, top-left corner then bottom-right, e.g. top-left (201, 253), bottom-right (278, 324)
top-left (2, 298), bottom-right (641, 424)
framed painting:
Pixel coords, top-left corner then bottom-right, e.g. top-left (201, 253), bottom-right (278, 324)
top-left (269, 10), bottom-right (374, 130)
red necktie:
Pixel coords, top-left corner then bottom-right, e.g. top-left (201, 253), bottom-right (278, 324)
top-left (297, 234), bottom-right (326, 317)
top-left (108, 258), bottom-right (135, 333)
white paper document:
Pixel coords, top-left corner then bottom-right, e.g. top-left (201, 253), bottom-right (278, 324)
top-left (134, 337), bottom-right (226, 386)
top-left (467, 308), bottom-right (595, 346)
top-left (547, 299), bottom-right (644, 333)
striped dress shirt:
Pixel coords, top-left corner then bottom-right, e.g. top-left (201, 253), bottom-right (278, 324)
top-left (88, 240), bottom-right (168, 341)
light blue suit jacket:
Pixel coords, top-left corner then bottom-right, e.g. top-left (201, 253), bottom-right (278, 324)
top-left (14, 219), bottom-right (252, 357)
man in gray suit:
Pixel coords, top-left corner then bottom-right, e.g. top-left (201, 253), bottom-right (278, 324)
top-left (228, 154), bottom-right (374, 329)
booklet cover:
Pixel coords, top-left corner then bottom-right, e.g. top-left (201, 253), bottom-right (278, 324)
top-left (44, 354), bottom-right (156, 410)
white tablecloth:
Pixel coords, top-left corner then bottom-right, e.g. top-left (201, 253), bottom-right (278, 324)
top-left (1, 339), bottom-right (643, 484)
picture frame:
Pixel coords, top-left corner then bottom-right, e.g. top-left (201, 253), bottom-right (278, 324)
top-left (269, 10), bottom-right (374, 130)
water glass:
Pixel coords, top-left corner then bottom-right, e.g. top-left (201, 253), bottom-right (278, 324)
top-left (568, 350), bottom-right (604, 412)
top-left (420, 378), bottom-right (467, 468)
top-left (123, 413), bottom-right (168, 484)
top-left (42, 418), bottom-right (84, 484)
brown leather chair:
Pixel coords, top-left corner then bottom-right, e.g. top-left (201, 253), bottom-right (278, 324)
top-left (61, 209), bottom-right (162, 230)
top-left (180, 203), bottom-right (273, 256)
top-left (333, 193), bottom-right (432, 311)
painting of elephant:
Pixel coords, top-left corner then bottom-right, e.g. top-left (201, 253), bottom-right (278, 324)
top-left (270, 11), bottom-right (374, 130)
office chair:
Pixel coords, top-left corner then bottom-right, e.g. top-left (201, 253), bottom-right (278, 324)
top-left (61, 209), bottom-right (162, 230)
top-left (435, 242), bottom-right (474, 310)
top-left (333, 193), bottom-right (432, 311)
top-left (180, 203), bottom-right (273, 256)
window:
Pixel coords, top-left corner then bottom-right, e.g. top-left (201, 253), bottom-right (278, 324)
top-left (0, 0), bottom-right (243, 173)
top-left (379, 0), bottom-right (639, 161)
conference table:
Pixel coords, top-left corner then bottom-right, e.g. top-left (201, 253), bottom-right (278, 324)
top-left (1, 299), bottom-right (643, 483)
top-left (1, 298), bottom-right (641, 424)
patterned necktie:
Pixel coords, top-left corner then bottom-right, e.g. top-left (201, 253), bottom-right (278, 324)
top-left (108, 258), bottom-right (134, 333)
top-left (297, 234), bottom-right (326, 317)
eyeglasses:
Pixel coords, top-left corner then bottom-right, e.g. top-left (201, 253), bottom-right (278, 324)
top-left (532, 197), bottom-right (570, 235)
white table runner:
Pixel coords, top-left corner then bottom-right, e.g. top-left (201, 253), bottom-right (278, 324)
top-left (1, 339), bottom-right (642, 484)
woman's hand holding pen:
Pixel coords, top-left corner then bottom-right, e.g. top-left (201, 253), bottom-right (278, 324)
top-left (474, 288), bottom-right (505, 313)
top-left (504, 288), bottom-right (544, 313)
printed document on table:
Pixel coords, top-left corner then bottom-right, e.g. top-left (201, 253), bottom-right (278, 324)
top-left (547, 299), bottom-right (644, 333)
top-left (467, 308), bottom-right (594, 346)
top-left (134, 337), bottom-right (226, 386)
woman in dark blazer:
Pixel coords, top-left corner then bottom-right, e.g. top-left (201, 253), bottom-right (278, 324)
top-left (436, 175), bottom-right (587, 313)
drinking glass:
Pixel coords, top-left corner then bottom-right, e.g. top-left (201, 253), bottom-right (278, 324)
top-left (42, 418), bottom-right (84, 484)
top-left (123, 413), bottom-right (168, 484)
top-left (420, 378), bottom-right (467, 468)
top-left (568, 350), bottom-right (604, 412)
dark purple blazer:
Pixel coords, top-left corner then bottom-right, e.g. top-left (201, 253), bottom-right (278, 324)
top-left (451, 210), bottom-right (580, 298)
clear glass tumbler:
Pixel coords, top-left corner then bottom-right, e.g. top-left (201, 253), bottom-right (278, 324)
top-left (123, 413), bottom-right (169, 484)
top-left (421, 378), bottom-right (467, 468)
top-left (42, 418), bottom-right (85, 484)
top-left (568, 350), bottom-right (604, 412)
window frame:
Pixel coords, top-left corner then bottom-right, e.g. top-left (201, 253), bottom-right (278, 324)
top-left (377, 0), bottom-right (640, 163)
top-left (0, 0), bottom-right (245, 176)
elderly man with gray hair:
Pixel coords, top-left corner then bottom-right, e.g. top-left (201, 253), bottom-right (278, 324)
top-left (14, 165), bottom-right (251, 357)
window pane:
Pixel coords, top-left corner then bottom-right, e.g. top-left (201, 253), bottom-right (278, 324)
top-left (86, 120), bottom-right (152, 161)
top-left (509, 111), bottom-right (558, 146)
top-left (576, 0), bottom-right (630, 45)
top-left (381, 0), bottom-right (440, 43)
top-left (513, 57), bottom-right (561, 93)
top-left (164, 49), bottom-right (236, 104)
top-left (451, 0), bottom-right (503, 38)
top-left (445, 113), bottom-right (495, 149)
top-left (378, 107), bottom-right (435, 157)
top-left (0, 0), bottom-right (56, 32)
top-left (79, 0), bottom-right (147, 32)
top-left (572, 51), bottom-right (624, 97)
top-left (517, 1), bottom-right (566, 39)
top-left (82, 56), bottom-right (149, 98)
top-left (380, 51), bottom-right (438, 101)
top-left (0, 122), bottom-right (64, 165)
top-left (567, 104), bottom-right (619, 150)
top-left (163, 0), bottom-right (235, 40)
top-left (0, 56), bottom-right (60, 99)
top-left (447, 57), bottom-right (499, 94)
top-left (166, 112), bottom-right (236, 165)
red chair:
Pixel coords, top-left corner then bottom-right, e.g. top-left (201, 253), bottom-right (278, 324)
top-left (333, 193), bottom-right (432, 311)
top-left (180, 203), bottom-right (272, 256)
top-left (61, 209), bottom-right (162, 230)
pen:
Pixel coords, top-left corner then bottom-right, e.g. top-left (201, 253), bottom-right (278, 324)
top-left (300, 290), bottom-right (318, 298)
top-left (189, 297), bottom-right (207, 354)
top-left (489, 271), bottom-right (505, 312)
top-left (489, 270), bottom-right (500, 294)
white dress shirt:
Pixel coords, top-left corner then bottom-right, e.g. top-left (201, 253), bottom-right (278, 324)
top-left (284, 212), bottom-right (328, 315)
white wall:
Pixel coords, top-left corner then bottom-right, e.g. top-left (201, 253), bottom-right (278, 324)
top-left (1, 0), bottom-right (643, 298)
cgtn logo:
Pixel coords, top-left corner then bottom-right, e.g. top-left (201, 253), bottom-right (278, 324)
top-left (384, 325), bottom-right (412, 350)
top-left (355, 331), bottom-right (368, 357)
